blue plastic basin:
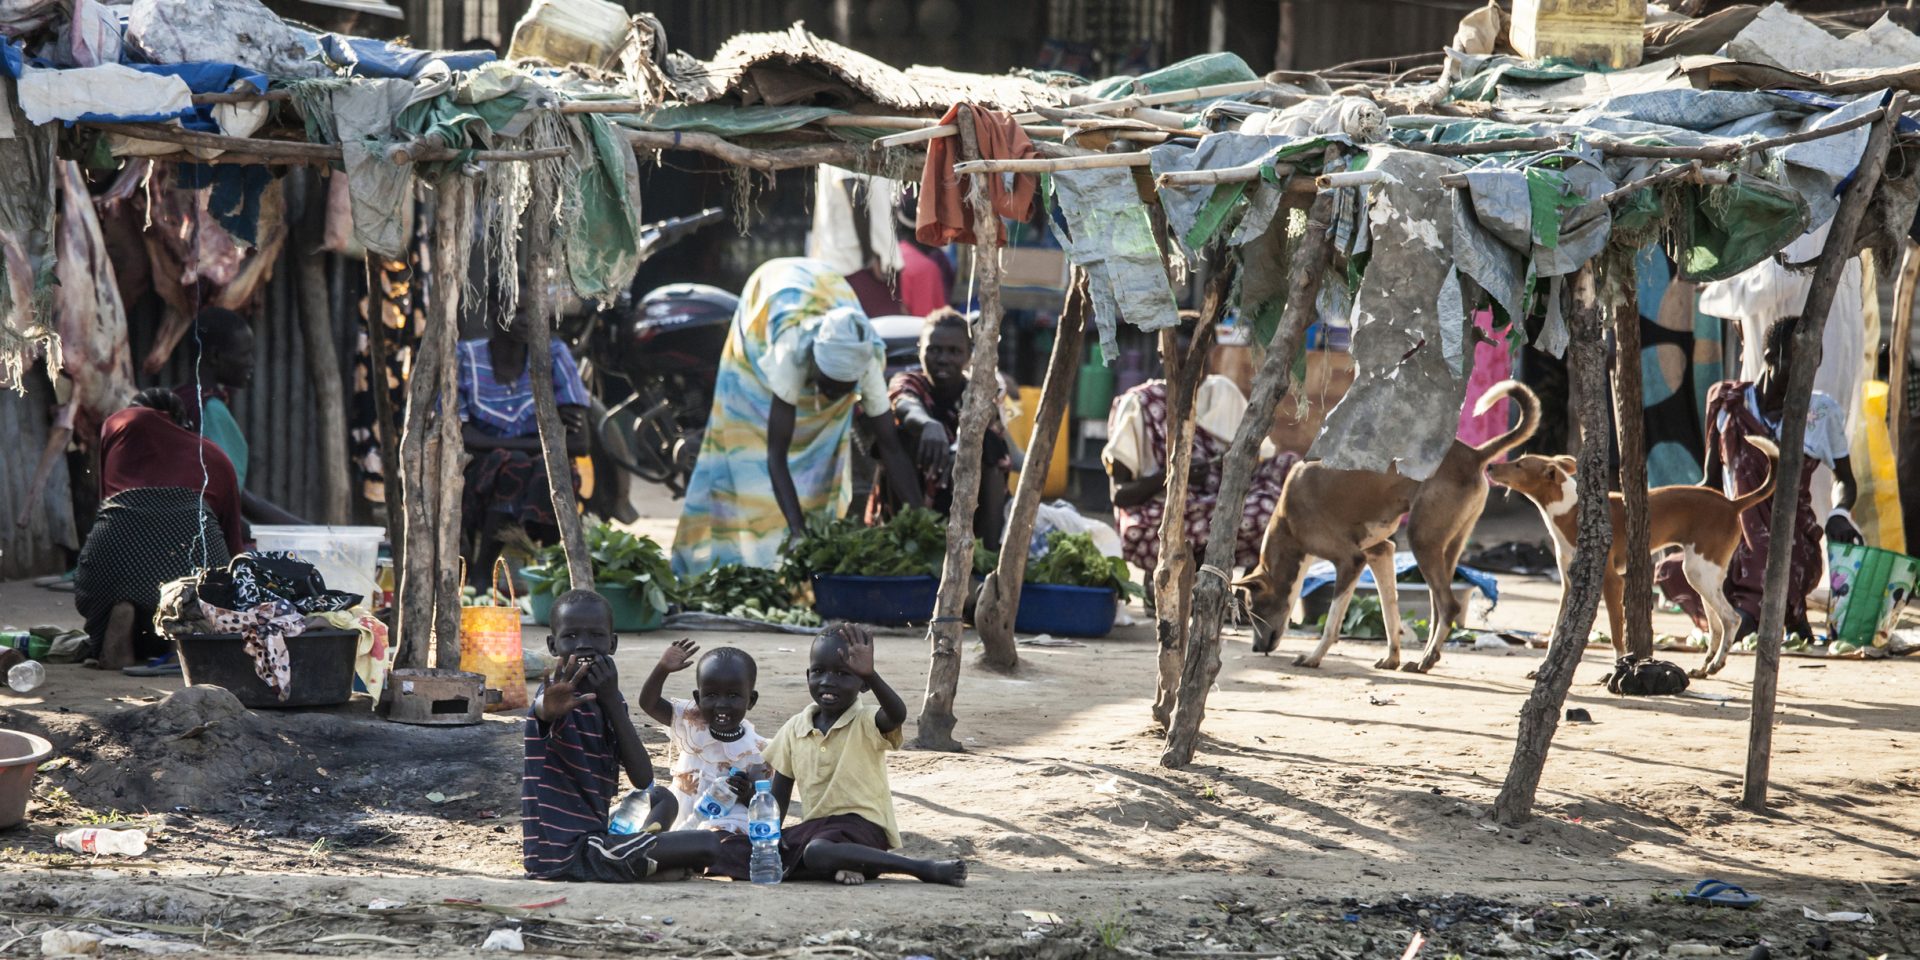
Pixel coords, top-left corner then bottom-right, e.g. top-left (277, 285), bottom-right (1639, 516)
top-left (1015, 582), bottom-right (1118, 638)
top-left (812, 574), bottom-right (939, 625)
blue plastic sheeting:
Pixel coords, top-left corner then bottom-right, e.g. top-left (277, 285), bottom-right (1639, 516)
top-left (317, 34), bottom-right (494, 79)
top-left (1299, 551), bottom-right (1500, 606)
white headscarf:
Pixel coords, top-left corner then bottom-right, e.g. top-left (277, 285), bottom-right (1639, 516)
top-left (812, 306), bottom-right (876, 384)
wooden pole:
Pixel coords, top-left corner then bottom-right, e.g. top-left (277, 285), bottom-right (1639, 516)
top-left (523, 186), bottom-right (594, 590)
top-left (1743, 93), bottom-right (1903, 812)
top-left (913, 105), bottom-right (1011, 751)
top-left (395, 268), bottom-right (446, 667)
top-left (1889, 241), bottom-right (1919, 457)
top-left (1162, 170), bottom-right (1338, 769)
top-left (975, 275), bottom-right (1089, 667)
top-left (1606, 250), bottom-right (1656, 660)
top-left (429, 177), bottom-right (470, 670)
top-left (294, 178), bottom-right (352, 525)
top-left (1492, 266), bottom-right (1615, 825)
top-left (1151, 254), bottom-right (1231, 729)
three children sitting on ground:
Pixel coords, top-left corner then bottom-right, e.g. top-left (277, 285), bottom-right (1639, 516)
top-left (521, 589), bottom-right (967, 886)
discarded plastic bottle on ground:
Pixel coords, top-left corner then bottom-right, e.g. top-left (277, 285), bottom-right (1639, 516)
top-left (747, 779), bottom-right (781, 885)
top-left (55, 827), bottom-right (148, 857)
top-left (7, 661), bottom-right (44, 693)
top-left (693, 768), bottom-right (738, 821)
top-left (607, 789), bottom-right (650, 835)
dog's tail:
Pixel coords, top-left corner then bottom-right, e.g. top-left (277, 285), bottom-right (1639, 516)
top-left (1470, 380), bottom-right (1541, 467)
top-left (1730, 436), bottom-right (1780, 514)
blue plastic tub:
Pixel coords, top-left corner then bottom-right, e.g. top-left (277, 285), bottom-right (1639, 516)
top-left (1015, 582), bottom-right (1118, 638)
top-left (812, 574), bottom-right (939, 625)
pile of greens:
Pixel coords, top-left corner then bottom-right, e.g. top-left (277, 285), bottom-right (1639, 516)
top-left (679, 565), bottom-right (821, 627)
top-left (522, 523), bottom-right (678, 615)
top-left (782, 507), bottom-right (948, 580)
top-left (1025, 531), bottom-right (1135, 595)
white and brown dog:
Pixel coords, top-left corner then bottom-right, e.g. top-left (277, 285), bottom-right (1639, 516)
top-left (1234, 381), bottom-right (1540, 673)
top-left (1485, 437), bottom-right (1778, 678)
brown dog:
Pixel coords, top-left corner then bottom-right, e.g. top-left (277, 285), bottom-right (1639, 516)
top-left (1235, 381), bottom-right (1540, 673)
top-left (1485, 437), bottom-right (1778, 678)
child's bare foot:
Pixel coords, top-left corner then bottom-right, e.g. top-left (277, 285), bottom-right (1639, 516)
top-left (833, 870), bottom-right (866, 886)
top-left (927, 859), bottom-right (967, 887)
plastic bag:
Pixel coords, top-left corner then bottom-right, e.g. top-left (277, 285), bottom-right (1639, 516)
top-left (1030, 501), bottom-right (1123, 559)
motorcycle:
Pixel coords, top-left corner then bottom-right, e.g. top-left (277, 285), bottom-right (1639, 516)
top-left (590, 280), bottom-right (737, 499)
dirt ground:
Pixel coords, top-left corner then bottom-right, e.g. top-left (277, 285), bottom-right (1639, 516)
top-left (1, 497), bottom-right (1916, 958)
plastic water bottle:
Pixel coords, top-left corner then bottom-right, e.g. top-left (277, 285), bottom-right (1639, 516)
top-left (55, 828), bottom-right (148, 857)
top-left (607, 790), bottom-right (650, 835)
top-left (693, 769), bottom-right (738, 821)
top-left (747, 780), bottom-right (781, 885)
top-left (7, 661), bottom-right (44, 694)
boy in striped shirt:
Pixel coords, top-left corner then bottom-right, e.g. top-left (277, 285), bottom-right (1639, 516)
top-left (522, 589), bottom-right (719, 881)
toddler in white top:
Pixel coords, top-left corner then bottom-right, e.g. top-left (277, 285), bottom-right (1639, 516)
top-left (639, 639), bottom-right (768, 878)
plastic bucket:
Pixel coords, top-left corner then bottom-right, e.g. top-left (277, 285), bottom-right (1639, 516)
top-left (176, 629), bottom-right (359, 708)
top-left (1826, 542), bottom-right (1920, 649)
top-left (1016, 582), bottom-right (1118, 638)
top-left (250, 526), bottom-right (384, 603)
top-left (0, 730), bottom-right (54, 829)
top-left (526, 585), bottom-right (663, 632)
top-left (812, 574), bottom-right (939, 625)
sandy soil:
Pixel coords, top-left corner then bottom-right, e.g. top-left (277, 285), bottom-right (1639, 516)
top-left (1, 498), bottom-right (1916, 957)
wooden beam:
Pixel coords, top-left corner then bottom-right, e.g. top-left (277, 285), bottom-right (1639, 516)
top-left (1743, 92), bottom-right (1905, 812)
top-left (1889, 242), bottom-right (1919, 458)
top-left (1607, 251), bottom-right (1656, 660)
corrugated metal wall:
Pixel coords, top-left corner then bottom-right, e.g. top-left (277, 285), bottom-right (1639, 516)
top-left (1286, 0), bottom-right (1467, 70)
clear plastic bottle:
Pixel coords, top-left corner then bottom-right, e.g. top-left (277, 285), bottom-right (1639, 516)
top-left (7, 661), bottom-right (45, 694)
top-left (55, 828), bottom-right (148, 857)
top-left (747, 779), bottom-right (781, 884)
top-left (607, 789), bottom-right (650, 835)
top-left (692, 768), bottom-right (738, 821)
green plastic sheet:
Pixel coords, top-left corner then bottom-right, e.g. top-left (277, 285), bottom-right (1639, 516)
top-left (1679, 177), bottom-right (1811, 282)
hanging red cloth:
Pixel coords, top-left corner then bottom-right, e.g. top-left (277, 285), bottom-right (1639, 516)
top-left (916, 103), bottom-right (1038, 247)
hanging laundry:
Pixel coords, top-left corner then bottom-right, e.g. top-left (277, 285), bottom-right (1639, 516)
top-left (917, 103), bottom-right (1037, 247)
top-left (808, 164), bottom-right (903, 315)
top-left (1048, 166), bottom-right (1178, 361)
top-left (51, 160), bottom-right (134, 442)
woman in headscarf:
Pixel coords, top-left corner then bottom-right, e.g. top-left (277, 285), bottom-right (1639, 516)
top-left (74, 388), bottom-right (247, 671)
top-left (672, 258), bottom-right (922, 576)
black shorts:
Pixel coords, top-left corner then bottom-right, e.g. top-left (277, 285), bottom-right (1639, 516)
top-left (537, 831), bottom-right (659, 883)
top-left (707, 831), bottom-right (751, 881)
top-left (781, 813), bottom-right (890, 880)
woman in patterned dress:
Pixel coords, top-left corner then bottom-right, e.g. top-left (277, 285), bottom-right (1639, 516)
top-left (671, 259), bottom-right (922, 577)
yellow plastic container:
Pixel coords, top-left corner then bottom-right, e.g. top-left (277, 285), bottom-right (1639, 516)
top-left (1509, 0), bottom-right (1647, 69)
top-left (1006, 396), bottom-right (1071, 499)
top-left (507, 0), bottom-right (630, 69)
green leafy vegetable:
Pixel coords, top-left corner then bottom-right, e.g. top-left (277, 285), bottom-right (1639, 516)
top-left (521, 523), bottom-right (678, 615)
top-left (781, 507), bottom-right (949, 580)
top-left (1025, 531), bottom-right (1135, 596)
top-left (680, 565), bottom-right (821, 626)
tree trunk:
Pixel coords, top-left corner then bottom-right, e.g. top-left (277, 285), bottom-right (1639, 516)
top-left (363, 259), bottom-right (405, 547)
top-left (1744, 93), bottom-right (1902, 812)
top-left (395, 275), bottom-right (445, 668)
top-left (1161, 185), bottom-right (1336, 769)
top-left (1889, 242), bottom-right (1918, 457)
top-left (295, 196), bottom-right (351, 525)
top-left (1151, 254), bottom-right (1230, 729)
top-left (913, 105), bottom-right (1009, 751)
top-left (1493, 267), bottom-right (1616, 825)
top-left (429, 177), bottom-right (470, 669)
top-left (1606, 253), bottom-right (1654, 659)
top-left (525, 187), bottom-right (594, 590)
top-left (975, 275), bottom-right (1088, 668)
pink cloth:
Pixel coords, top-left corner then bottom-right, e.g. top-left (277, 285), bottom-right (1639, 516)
top-left (896, 241), bottom-right (949, 316)
top-left (1455, 309), bottom-right (1514, 453)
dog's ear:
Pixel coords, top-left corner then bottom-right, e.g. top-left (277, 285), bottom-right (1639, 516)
top-left (1551, 455), bottom-right (1578, 475)
top-left (1233, 574), bottom-right (1269, 598)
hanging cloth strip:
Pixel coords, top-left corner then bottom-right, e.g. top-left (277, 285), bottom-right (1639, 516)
top-left (916, 102), bottom-right (1038, 247)
top-left (1047, 166), bottom-right (1179, 361)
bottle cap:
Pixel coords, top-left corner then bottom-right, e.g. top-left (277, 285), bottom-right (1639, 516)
top-left (754, 779), bottom-right (772, 792)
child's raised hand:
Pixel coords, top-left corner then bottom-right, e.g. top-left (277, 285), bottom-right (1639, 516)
top-left (540, 654), bottom-right (599, 718)
top-left (658, 638), bottom-right (699, 673)
top-left (837, 625), bottom-right (877, 678)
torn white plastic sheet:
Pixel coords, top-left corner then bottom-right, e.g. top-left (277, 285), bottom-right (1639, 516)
top-left (15, 62), bottom-right (193, 126)
top-left (1310, 149), bottom-right (1473, 481)
top-left (1727, 3), bottom-right (1920, 75)
top-left (126, 0), bottom-right (325, 78)
top-left (1050, 166), bottom-right (1178, 361)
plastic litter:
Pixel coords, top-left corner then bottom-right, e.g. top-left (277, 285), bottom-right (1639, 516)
top-left (8, 660), bottom-right (45, 693)
top-left (40, 930), bottom-right (102, 957)
top-left (55, 827), bottom-right (149, 856)
top-left (1802, 907), bottom-right (1875, 924)
top-left (481, 928), bottom-right (525, 951)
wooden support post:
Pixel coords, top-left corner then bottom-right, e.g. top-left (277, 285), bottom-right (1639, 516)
top-left (524, 193), bottom-right (594, 591)
top-left (295, 180), bottom-right (351, 525)
top-left (1161, 178), bottom-right (1338, 769)
top-left (1151, 252), bottom-right (1231, 729)
top-left (1493, 267), bottom-right (1615, 824)
top-left (429, 178), bottom-right (470, 670)
top-left (364, 259), bottom-right (405, 546)
top-left (395, 278), bottom-right (445, 667)
top-left (975, 275), bottom-right (1089, 667)
top-left (1744, 94), bottom-right (1903, 812)
top-left (914, 105), bottom-right (1011, 751)
top-left (1889, 241), bottom-right (1918, 457)
top-left (1606, 252), bottom-right (1655, 659)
